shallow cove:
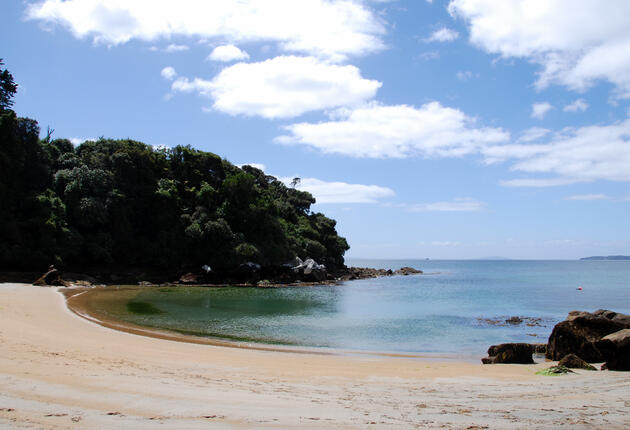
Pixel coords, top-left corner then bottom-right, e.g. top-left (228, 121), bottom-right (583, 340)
top-left (66, 260), bottom-right (630, 357)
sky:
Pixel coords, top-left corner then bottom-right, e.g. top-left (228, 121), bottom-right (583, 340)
top-left (3, 0), bottom-right (630, 259)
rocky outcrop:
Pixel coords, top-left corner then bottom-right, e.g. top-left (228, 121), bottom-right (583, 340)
top-left (597, 329), bottom-right (630, 371)
top-left (394, 267), bottom-right (423, 276)
top-left (482, 343), bottom-right (534, 364)
top-left (33, 267), bottom-right (69, 287)
top-left (546, 310), bottom-right (630, 363)
top-left (557, 353), bottom-right (596, 370)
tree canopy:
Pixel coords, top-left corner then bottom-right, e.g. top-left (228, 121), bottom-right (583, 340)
top-left (0, 62), bottom-right (349, 273)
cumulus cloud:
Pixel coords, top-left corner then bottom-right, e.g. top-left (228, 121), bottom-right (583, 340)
top-left (531, 102), bottom-right (553, 119)
top-left (161, 66), bottom-right (177, 81)
top-left (170, 55), bottom-right (381, 118)
top-left (164, 43), bottom-right (189, 53)
top-left (69, 137), bottom-right (93, 146)
top-left (207, 45), bottom-right (249, 62)
top-left (26, 0), bottom-right (385, 60)
top-left (280, 177), bottom-right (395, 204)
top-left (239, 163), bottom-right (266, 171)
top-left (487, 118), bottom-right (630, 186)
top-left (449, 0), bottom-right (630, 98)
top-left (408, 198), bottom-right (483, 212)
top-left (425, 27), bottom-right (459, 43)
top-left (563, 98), bottom-right (589, 113)
top-left (276, 101), bottom-right (509, 158)
top-left (565, 194), bottom-right (610, 201)
top-left (517, 127), bottom-right (550, 143)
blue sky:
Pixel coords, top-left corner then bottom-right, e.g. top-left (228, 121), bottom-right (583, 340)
top-left (3, 0), bottom-right (630, 259)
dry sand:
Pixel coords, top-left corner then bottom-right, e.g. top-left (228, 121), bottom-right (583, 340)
top-left (0, 283), bottom-right (628, 429)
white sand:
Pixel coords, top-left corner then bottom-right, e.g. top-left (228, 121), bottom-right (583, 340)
top-left (0, 283), bottom-right (628, 429)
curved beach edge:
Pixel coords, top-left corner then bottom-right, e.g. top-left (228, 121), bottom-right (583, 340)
top-left (1, 283), bottom-right (629, 429)
top-left (62, 286), bottom-right (476, 361)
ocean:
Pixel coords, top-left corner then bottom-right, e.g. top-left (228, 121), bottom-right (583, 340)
top-left (84, 259), bottom-right (630, 358)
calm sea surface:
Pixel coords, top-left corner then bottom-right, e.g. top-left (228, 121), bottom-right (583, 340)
top-left (88, 259), bottom-right (630, 357)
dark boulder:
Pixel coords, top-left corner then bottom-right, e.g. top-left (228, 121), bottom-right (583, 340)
top-left (557, 353), bottom-right (596, 370)
top-left (596, 329), bottom-right (630, 371)
top-left (546, 310), bottom-right (630, 362)
top-left (482, 343), bottom-right (534, 364)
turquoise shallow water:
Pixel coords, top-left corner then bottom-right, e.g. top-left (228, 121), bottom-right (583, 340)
top-left (93, 260), bottom-right (630, 357)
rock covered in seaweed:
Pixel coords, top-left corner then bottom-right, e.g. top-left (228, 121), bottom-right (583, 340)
top-left (557, 353), bottom-right (596, 370)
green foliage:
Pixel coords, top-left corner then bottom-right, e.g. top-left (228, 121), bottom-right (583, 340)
top-left (0, 63), bottom-right (349, 272)
top-left (0, 59), bottom-right (18, 111)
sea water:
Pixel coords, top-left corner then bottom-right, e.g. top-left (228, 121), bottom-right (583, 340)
top-left (89, 260), bottom-right (630, 357)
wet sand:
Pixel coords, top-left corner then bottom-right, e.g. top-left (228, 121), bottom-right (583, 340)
top-left (1, 283), bottom-right (628, 429)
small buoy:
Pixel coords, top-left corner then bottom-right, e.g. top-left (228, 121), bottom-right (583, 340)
top-left (577, 286), bottom-right (583, 291)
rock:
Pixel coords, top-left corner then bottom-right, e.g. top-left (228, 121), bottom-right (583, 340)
top-left (482, 343), bottom-right (534, 364)
top-left (179, 272), bottom-right (199, 284)
top-left (557, 353), bottom-right (596, 370)
top-left (505, 316), bottom-right (523, 325)
top-left (532, 343), bottom-right (547, 354)
top-left (33, 268), bottom-right (68, 287)
top-left (536, 365), bottom-right (574, 376)
top-left (138, 281), bottom-right (152, 286)
top-left (596, 329), bottom-right (630, 371)
top-left (546, 310), bottom-right (630, 362)
top-left (394, 267), bottom-right (423, 276)
top-left (239, 262), bottom-right (261, 272)
top-left (283, 256), bottom-right (303, 269)
top-left (601, 328), bottom-right (630, 348)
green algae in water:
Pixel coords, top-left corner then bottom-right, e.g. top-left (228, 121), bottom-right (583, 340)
top-left (127, 301), bottom-right (165, 315)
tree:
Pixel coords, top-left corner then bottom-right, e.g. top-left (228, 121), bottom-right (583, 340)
top-left (0, 59), bottom-right (18, 112)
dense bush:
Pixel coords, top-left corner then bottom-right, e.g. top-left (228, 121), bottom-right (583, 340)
top-left (0, 61), bottom-right (349, 272)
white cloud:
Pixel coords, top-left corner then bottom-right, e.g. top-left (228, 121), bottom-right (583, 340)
top-left (161, 66), bottom-right (177, 81)
top-left (164, 43), bottom-right (189, 53)
top-left (171, 55), bottom-right (381, 118)
top-left (563, 98), bottom-right (589, 113)
top-left (518, 127), bottom-right (550, 143)
top-left (207, 45), bottom-right (249, 62)
top-left (408, 198), bottom-right (483, 212)
top-left (488, 118), bottom-right (630, 186)
top-left (456, 70), bottom-right (477, 81)
top-left (449, 0), bottom-right (630, 98)
top-left (280, 177), bottom-right (395, 204)
top-left (499, 178), bottom-right (581, 188)
top-left (425, 27), bottom-right (459, 43)
top-left (531, 102), bottom-right (553, 119)
top-left (565, 194), bottom-right (610, 201)
top-left (277, 101), bottom-right (509, 158)
top-left (26, 0), bottom-right (385, 61)
top-left (69, 137), bottom-right (93, 146)
top-left (239, 163), bottom-right (266, 171)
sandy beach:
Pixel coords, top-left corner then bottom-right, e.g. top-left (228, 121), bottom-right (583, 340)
top-left (1, 283), bottom-right (629, 429)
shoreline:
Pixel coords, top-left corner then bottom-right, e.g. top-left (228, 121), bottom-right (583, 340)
top-left (1, 283), bottom-right (629, 429)
top-left (63, 286), bottom-right (480, 362)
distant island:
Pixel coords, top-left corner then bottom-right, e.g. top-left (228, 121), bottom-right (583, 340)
top-left (477, 256), bottom-right (511, 260)
top-left (580, 256), bottom-right (630, 261)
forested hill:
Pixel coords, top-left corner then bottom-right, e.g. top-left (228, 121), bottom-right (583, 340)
top-left (0, 61), bottom-right (349, 274)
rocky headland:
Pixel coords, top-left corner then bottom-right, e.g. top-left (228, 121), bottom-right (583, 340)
top-left (14, 258), bottom-right (423, 288)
